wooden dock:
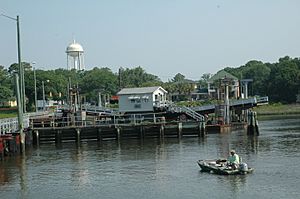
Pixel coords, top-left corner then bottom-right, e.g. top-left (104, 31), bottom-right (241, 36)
top-left (29, 113), bottom-right (206, 145)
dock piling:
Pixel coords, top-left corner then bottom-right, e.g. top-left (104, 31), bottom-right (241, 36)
top-left (97, 128), bottom-right (102, 142)
top-left (76, 129), bottom-right (81, 143)
top-left (33, 130), bottom-right (39, 147)
top-left (160, 124), bottom-right (165, 139)
top-left (56, 130), bottom-right (62, 144)
top-left (247, 111), bottom-right (259, 135)
top-left (140, 126), bottom-right (145, 139)
top-left (177, 122), bottom-right (182, 138)
top-left (116, 127), bottom-right (121, 140)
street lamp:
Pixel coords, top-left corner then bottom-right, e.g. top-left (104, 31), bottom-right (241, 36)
top-left (42, 80), bottom-right (50, 112)
top-left (1, 13), bottom-right (25, 152)
top-left (32, 62), bottom-right (38, 112)
top-left (1, 14), bottom-right (25, 112)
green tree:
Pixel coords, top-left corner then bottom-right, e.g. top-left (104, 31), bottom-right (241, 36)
top-left (80, 67), bottom-right (118, 102)
top-left (0, 65), bottom-right (14, 105)
top-left (267, 57), bottom-right (300, 103)
top-left (0, 86), bottom-right (14, 103)
top-left (242, 60), bottom-right (271, 96)
top-left (120, 66), bottom-right (161, 88)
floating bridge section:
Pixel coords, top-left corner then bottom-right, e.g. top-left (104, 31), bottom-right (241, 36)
top-left (192, 96), bottom-right (269, 114)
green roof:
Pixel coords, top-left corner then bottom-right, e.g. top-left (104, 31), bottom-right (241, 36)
top-left (208, 70), bottom-right (238, 83)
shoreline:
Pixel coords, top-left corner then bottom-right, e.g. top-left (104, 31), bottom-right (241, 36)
top-left (254, 103), bottom-right (300, 115)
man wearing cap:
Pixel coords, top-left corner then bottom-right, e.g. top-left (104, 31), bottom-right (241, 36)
top-left (227, 150), bottom-right (240, 169)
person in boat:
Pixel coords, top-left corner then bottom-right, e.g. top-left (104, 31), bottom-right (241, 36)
top-left (227, 150), bottom-right (240, 169)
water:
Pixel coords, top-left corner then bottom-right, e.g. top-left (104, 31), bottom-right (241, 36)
top-left (1, 115), bottom-right (300, 199)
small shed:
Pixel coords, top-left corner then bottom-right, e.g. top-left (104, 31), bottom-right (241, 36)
top-left (117, 86), bottom-right (168, 113)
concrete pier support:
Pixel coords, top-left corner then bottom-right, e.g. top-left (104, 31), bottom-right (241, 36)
top-left (177, 122), bottom-right (182, 138)
top-left (76, 129), bottom-right (81, 143)
top-left (55, 130), bottom-right (62, 144)
top-left (97, 128), bottom-right (102, 142)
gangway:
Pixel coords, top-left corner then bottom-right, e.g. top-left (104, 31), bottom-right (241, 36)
top-left (168, 103), bottom-right (205, 121)
top-left (192, 96), bottom-right (268, 114)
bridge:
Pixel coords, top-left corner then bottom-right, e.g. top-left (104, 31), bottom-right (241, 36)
top-left (192, 96), bottom-right (269, 114)
top-left (0, 96), bottom-right (268, 135)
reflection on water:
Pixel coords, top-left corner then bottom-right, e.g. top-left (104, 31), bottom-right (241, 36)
top-left (0, 116), bottom-right (300, 199)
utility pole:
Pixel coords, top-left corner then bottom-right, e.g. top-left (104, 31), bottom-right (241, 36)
top-left (33, 67), bottom-right (37, 112)
top-left (16, 15), bottom-right (26, 113)
top-left (42, 81), bottom-right (45, 112)
top-left (15, 73), bottom-right (25, 153)
top-left (1, 14), bottom-right (25, 152)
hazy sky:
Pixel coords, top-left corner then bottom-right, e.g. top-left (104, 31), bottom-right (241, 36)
top-left (1, 0), bottom-right (300, 81)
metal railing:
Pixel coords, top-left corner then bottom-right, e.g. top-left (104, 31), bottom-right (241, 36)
top-left (0, 117), bottom-right (29, 135)
top-left (30, 112), bottom-right (167, 129)
top-left (168, 102), bottom-right (205, 121)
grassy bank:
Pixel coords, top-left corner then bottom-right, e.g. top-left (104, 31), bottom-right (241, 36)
top-left (0, 109), bottom-right (17, 119)
top-left (253, 103), bottom-right (300, 115)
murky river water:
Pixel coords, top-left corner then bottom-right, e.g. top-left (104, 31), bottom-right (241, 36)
top-left (1, 115), bottom-right (300, 199)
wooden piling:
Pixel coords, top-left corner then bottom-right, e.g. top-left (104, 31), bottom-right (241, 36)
top-left (34, 130), bottom-right (39, 146)
top-left (116, 127), bottom-right (121, 140)
top-left (0, 138), bottom-right (4, 160)
top-left (56, 130), bottom-right (62, 144)
top-left (140, 126), bottom-right (145, 139)
top-left (247, 111), bottom-right (259, 135)
top-left (177, 122), bottom-right (182, 138)
top-left (198, 121), bottom-right (206, 137)
top-left (76, 129), bottom-right (81, 143)
top-left (160, 124), bottom-right (165, 139)
top-left (97, 128), bottom-right (102, 142)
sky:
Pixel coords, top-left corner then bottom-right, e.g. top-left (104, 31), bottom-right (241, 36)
top-left (1, 0), bottom-right (300, 81)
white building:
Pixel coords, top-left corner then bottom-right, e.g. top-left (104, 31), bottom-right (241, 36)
top-left (117, 86), bottom-right (168, 113)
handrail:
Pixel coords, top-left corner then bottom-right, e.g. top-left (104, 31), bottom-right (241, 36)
top-left (167, 102), bottom-right (205, 121)
top-left (0, 116), bottom-right (29, 135)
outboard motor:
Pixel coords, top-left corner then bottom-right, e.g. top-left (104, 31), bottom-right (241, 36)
top-left (239, 163), bottom-right (248, 172)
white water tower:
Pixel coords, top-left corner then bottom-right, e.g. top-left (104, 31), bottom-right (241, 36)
top-left (66, 40), bottom-right (85, 70)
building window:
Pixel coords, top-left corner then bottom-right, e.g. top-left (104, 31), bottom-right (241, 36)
top-left (134, 104), bottom-right (141, 109)
top-left (142, 95), bottom-right (149, 103)
top-left (128, 96), bottom-right (141, 103)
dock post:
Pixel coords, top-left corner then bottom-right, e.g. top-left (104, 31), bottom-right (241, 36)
top-left (177, 122), bottom-right (182, 138)
top-left (97, 128), bottom-right (102, 142)
top-left (160, 124), bottom-right (165, 139)
top-left (254, 111), bottom-right (260, 136)
top-left (140, 126), bottom-right (145, 139)
top-left (33, 130), bottom-right (39, 147)
top-left (198, 121), bottom-right (206, 137)
top-left (116, 127), bottom-right (121, 140)
top-left (56, 130), bottom-right (62, 144)
top-left (76, 128), bottom-right (81, 143)
top-left (0, 138), bottom-right (4, 160)
top-left (247, 111), bottom-right (259, 135)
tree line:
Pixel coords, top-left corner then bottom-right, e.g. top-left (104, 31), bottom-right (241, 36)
top-left (224, 56), bottom-right (300, 103)
top-left (0, 56), bottom-right (300, 110)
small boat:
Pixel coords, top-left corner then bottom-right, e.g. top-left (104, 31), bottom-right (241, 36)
top-left (197, 159), bottom-right (254, 175)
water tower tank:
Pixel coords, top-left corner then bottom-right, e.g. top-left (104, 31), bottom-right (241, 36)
top-left (66, 40), bottom-right (85, 70)
top-left (66, 42), bottom-right (84, 57)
